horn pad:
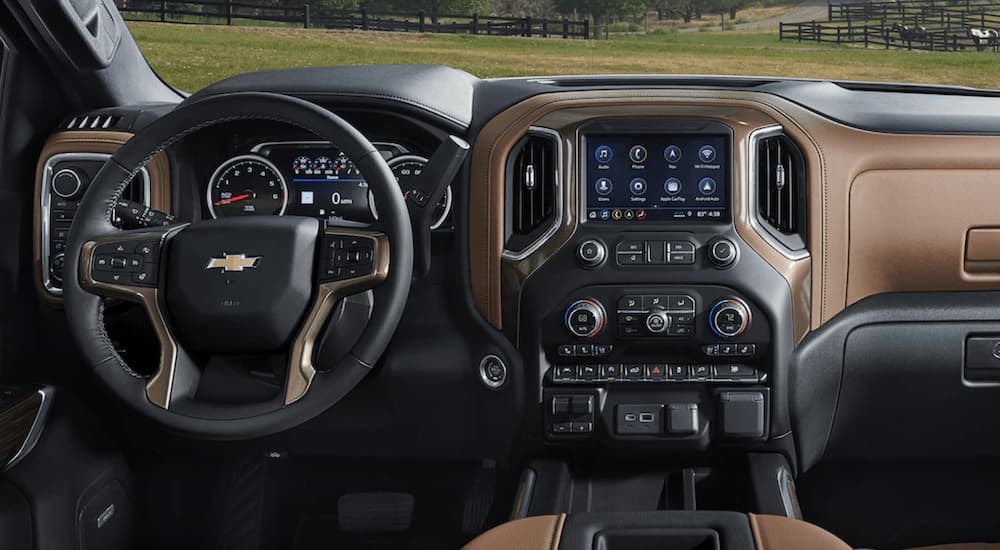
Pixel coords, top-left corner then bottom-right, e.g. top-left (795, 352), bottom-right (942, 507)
top-left (165, 216), bottom-right (319, 352)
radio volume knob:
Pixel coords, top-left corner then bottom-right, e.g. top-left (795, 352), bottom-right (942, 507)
top-left (576, 239), bottom-right (607, 268)
top-left (709, 298), bottom-right (752, 338)
top-left (52, 168), bottom-right (84, 199)
top-left (564, 299), bottom-right (606, 338)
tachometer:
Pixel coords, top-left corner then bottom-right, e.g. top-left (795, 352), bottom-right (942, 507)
top-left (388, 155), bottom-right (452, 230)
top-left (207, 155), bottom-right (288, 218)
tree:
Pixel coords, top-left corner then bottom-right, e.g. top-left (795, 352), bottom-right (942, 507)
top-left (554, 0), bottom-right (643, 37)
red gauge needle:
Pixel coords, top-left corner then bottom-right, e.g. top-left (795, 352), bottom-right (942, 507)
top-left (214, 193), bottom-right (251, 206)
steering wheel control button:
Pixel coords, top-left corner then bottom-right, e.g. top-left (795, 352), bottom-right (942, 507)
top-left (710, 298), bottom-right (752, 338)
top-left (52, 168), bottom-right (84, 199)
top-left (479, 355), bottom-right (507, 390)
top-left (628, 145), bottom-right (648, 164)
top-left (321, 234), bottom-right (375, 282)
top-left (576, 239), bottom-right (607, 268)
top-left (564, 299), bottom-right (606, 338)
top-left (708, 238), bottom-right (738, 269)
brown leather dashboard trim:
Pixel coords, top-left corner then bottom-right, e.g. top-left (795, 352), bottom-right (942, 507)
top-left (468, 91), bottom-right (816, 343)
top-left (33, 130), bottom-right (171, 304)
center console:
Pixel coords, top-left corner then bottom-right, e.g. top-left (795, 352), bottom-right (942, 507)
top-left (516, 119), bottom-right (794, 454)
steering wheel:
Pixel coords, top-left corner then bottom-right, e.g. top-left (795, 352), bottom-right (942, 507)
top-left (63, 92), bottom-right (413, 439)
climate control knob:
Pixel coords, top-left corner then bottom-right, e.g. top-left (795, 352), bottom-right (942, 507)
top-left (709, 298), bottom-right (751, 338)
top-left (564, 299), bottom-right (606, 338)
top-left (645, 308), bottom-right (671, 334)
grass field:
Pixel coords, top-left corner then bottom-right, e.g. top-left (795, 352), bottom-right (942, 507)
top-left (129, 21), bottom-right (1000, 91)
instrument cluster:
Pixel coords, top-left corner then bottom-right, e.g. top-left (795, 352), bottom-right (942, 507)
top-left (206, 141), bottom-right (452, 230)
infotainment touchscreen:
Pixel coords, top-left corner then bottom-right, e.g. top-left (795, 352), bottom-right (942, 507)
top-left (583, 134), bottom-right (728, 223)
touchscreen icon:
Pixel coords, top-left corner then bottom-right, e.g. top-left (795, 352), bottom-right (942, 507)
top-left (599, 209), bottom-right (611, 221)
top-left (595, 178), bottom-right (613, 196)
top-left (594, 145), bottom-right (613, 164)
top-left (664, 178), bottom-right (682, 195)
top-left (698, 145), bottom-right (717, 163)
top-left (629, 178), bottom-right (647, 195)
top-left (664, 145), bottom-right (682, 163)
top-left (300, 190), bottom-right (315, 204)
top-left (699, 177), bottom-right (717, 195)
top-left (628, 145), bottom-right (648, 164)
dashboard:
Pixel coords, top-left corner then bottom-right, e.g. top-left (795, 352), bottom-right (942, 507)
top-left (30, 65), bottom-right (1000, 465)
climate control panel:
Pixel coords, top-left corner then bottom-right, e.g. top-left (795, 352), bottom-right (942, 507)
top-left (542, 285), bottom-right (770, 387)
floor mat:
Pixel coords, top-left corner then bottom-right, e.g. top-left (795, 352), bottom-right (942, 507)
top-left (257, 457), bottom-right (489, 550)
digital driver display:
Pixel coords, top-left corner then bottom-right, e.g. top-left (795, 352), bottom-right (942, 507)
top-left (584, 134), bottom-right (728, 223)
top-left (263, 145), bottom-right (375, 222)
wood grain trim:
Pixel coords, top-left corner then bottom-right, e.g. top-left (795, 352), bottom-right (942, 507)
top-left (0, 392), bottom-right (43, 467)
top-left (33, 131), bottom-right (172, 303)
top-left (469, 91), bottom-right (816, 341)
top-left (460, 514), bottom-right (565, 550)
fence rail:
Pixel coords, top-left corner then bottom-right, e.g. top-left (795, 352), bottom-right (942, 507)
top-left (118, 0), bottom-right (590, 38)
top-left (780, 0), bottom-right (1000, 52)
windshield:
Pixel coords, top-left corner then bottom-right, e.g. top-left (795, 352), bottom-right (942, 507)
top-left (124, 0), bottom-right (999, 91)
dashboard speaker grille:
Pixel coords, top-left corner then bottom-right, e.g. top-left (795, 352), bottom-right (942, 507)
top-left (505, 131), bottom-right (559, 255)
top-left (755, 132), bottom-right (807, 252)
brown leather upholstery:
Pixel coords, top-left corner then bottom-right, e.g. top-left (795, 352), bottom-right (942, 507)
top-left (750, 514), bottom-right (851, 550)
top-left (462, 515), bottom-right (565, 550)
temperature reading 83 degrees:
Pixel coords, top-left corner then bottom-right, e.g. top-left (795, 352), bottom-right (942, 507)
top-left (207, 154), bottom-right (288, 219)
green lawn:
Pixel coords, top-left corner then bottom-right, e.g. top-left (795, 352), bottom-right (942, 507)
top-left (129, 21), bottom-right (1000, 92)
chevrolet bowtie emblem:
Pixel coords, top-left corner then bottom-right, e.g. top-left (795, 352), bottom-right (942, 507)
top-left (205, 253), bottom-right (261, 272)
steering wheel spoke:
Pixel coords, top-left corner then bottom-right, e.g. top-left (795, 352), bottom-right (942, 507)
top-left (286, 228), bottom-right (390, 405)
top-left (78, 226), bottom-right (192, 410)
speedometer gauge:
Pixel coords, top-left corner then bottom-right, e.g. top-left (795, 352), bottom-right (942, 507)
top-left (207, 155), bottom-right (288, 218)
top-left (388, 155), bottom-right (452, 230)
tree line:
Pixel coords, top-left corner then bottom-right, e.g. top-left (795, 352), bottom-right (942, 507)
top-left (246, 0), bottom-right (765, 36)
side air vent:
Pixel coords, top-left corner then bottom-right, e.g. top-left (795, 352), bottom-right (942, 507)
top-left (752, 128), bottom-right (807, 256)
top-left (503, 128), bottom-right (561, 259)
top-left (64, 114), bottom-right (122, 131)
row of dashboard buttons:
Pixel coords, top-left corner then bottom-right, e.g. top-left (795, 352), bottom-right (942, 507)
top-left (616, 240), bottom-right (695, 266)
top-left (618, 295), bottom-right (694, 313)
top-left (91, 240), bottom-right (160, 287)
top-left (557, 344), bottom-right (613, 357)
top-left (552, 364), bottom-right (760, 383)
top-left (703, 343), bottom-right (756, 358)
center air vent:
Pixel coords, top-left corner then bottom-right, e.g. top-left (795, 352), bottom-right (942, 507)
top-left (64, 113), bottom-right (123, 131)
top-left (753, 129), bottom-right (807, 256)
top-left (504, 129), bottom-right (561, 259)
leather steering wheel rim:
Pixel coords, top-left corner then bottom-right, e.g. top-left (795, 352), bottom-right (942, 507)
top-left (63, 92), bottom-right (413, 439)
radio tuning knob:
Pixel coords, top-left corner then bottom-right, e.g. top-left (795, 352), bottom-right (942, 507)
top-left (709, 297), bottom-right (752, 338)
top-left (564, 299), bottom-right (606, 338)
top-left (708, 237), bottom-right (738, 269)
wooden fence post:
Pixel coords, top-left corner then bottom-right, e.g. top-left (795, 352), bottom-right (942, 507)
top-left (303, 4), bottom-right (311, 28)
top-left (418, 11), bottom-right (425, 32)
top-left (583, 18), bottom-right (590, 39)
top-left (362, 8), bottom-right (368, 30)
top-left (472, 13), bottom-right (478, 34)
top-left (542, 18), bottom-right (548, 37)
top-left (526, 16), bottom-right (532, 37)
top-left (160, 0), bottom-right (166, 22)
top-left (226, 0), bottom-right (233, 25)
top-left (562, 18), bottom-right (568, 38)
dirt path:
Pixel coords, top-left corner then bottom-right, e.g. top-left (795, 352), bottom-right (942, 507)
top-left (680, 0), bottom-right (841, 33)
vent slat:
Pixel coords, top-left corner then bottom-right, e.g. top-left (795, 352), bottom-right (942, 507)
top-left (509, 134), bottom-right (556, 239)
top-left (757, 133), bottom-right (804, 236)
